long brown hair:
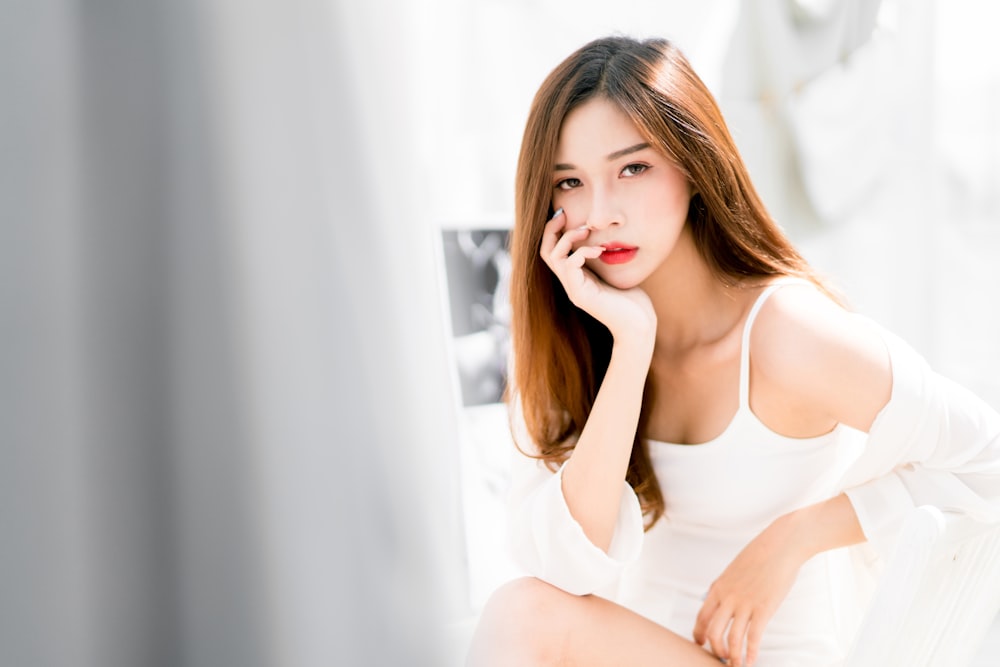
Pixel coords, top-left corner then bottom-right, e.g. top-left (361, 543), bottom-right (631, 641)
top-left (508, 36), bottom-right (836, 530)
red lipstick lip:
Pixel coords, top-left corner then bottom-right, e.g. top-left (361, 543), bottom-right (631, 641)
top-left (599, 244), bottom-right (638, 265)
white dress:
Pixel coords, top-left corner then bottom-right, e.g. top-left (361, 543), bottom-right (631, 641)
top-left (506, 283), bottom-right (1000, 666)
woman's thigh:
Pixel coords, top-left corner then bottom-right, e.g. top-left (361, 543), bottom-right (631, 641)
top-left (466, 577), bottom-right (724, 666)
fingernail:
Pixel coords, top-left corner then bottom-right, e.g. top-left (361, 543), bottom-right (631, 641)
top-left (552, 207), bottom-right (564, 219)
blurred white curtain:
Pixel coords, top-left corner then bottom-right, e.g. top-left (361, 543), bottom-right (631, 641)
top-left (715, 0), bottom-right (954, 364)
top-left (1, 1), bottom-right (457, 666)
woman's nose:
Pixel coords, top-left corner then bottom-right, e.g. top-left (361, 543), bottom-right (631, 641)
top-left (585, 193), bottom-right (623, 231)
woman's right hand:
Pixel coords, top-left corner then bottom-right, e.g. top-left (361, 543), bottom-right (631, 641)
top-left (540, 208), bottom-right (657, 345)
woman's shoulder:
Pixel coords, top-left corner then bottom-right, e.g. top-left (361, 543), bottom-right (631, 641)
top-left (748, 281), bottom-right (893, 431)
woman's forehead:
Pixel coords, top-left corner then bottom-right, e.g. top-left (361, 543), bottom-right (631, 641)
top-left (554, 98), bottom-right (646, 165)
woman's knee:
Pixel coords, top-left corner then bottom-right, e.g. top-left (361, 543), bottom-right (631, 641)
top-left (467, 577), bottom-right (584, 665)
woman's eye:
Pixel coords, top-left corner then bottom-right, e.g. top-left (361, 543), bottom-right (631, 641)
top-left (621, 163), bottom-right (648, 177)
top-left (556, 177), bottom-right (582, 191)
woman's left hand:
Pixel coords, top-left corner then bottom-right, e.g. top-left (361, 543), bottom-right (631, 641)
top-left (692, 520), bottom-right (806, 667)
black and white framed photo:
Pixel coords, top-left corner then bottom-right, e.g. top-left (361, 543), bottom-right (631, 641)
top-left (437, 225), bottom-right (520, 610)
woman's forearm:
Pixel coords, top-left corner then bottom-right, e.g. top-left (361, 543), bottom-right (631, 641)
top-left (776, 493), bottom-right (867, 564)
top-left (560, 337), bottom-right (654, 553)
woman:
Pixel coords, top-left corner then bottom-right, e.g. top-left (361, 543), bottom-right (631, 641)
top-left (465, 36), bottom-right (1000, 666)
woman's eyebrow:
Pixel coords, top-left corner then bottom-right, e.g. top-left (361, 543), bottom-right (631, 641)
top-left (606, 142), bottom-right (650, 161)
top-left (553, 142), bottom-right (651, 171)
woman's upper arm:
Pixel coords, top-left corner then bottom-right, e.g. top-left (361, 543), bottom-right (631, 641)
top-left (751, 286), bottom-right (893, 434)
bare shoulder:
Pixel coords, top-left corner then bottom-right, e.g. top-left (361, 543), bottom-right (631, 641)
top-left (749, 283), bottom-right (892, 433)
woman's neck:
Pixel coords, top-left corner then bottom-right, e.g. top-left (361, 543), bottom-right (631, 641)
top-left (641, 227), bottom-right (750, 355)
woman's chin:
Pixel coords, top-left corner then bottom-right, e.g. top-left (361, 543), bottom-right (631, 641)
top-left (599, 274), bottom-right (645, 291)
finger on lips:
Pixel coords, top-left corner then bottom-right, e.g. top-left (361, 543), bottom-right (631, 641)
top-left (553, 227), bottom-right (592, 258)
top-left (568, 245), bottom-right (603, 268)
top-left (556, 225), bottom-right (589, 247)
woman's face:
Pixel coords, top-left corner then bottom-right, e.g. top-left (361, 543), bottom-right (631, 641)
top-left (551, 96), bottom-right (692, 290)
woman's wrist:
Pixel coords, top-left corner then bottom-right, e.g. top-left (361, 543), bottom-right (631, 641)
top-left (610, 314), bottom-right (656, 353)
top-left (610, 331), bottom-right (655, 369)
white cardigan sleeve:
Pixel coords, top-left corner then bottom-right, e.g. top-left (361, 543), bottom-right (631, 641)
top-left (505, 399), bottom-right (645, 596)
top-left (841, 318), bottom-right (1000, 554)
